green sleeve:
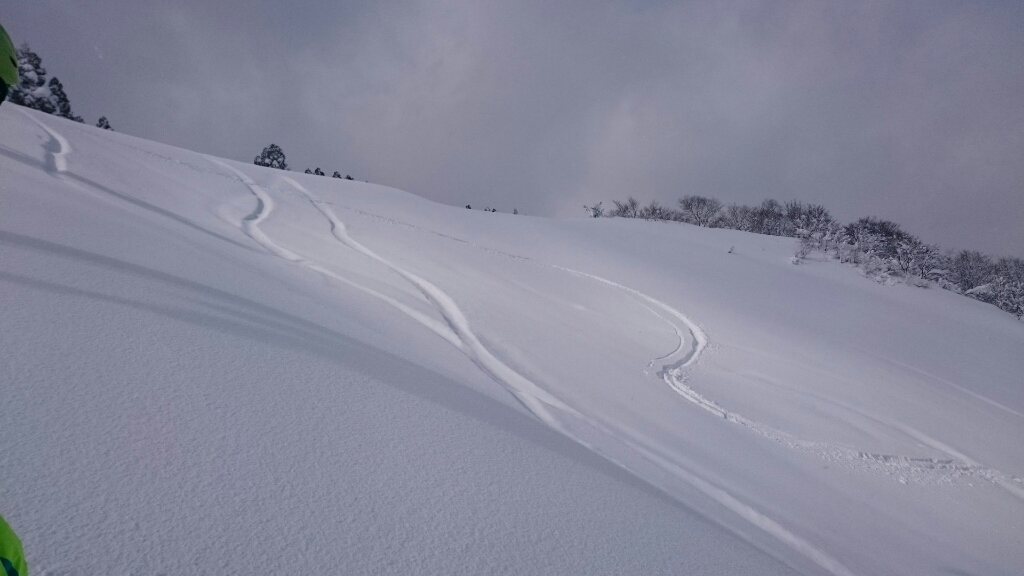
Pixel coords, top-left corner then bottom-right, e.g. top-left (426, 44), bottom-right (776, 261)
top-left (0, 23), bottom-right (19, 88)
top-left (0, 514), bottom-right (27, 576)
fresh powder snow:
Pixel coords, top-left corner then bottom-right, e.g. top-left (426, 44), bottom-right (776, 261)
top-left (1, 106), bottom-right (1022, 575)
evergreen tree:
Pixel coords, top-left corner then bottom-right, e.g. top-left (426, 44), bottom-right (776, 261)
top-left (96, 116), bottom-right (113, 130)
top-left (47, 77), bottom-right (82, 122)
top-left (345, 175), bottom-right (354, 180)
top-left (8, 44), bottom-right (54, 113)
top-left (7, 44), bottom-right (82, 121)
top-left (314, 167), bottom-right (325, 176)
top-left (254, 144), bottom-right (288, 170)
top-left (304, 168), bottom-right (313, 174)
top-left (332, 171), bottom-right (342, 178)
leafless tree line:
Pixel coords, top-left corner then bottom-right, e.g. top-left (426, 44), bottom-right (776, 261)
top-left (594, 195), bottom-right (1023, 319)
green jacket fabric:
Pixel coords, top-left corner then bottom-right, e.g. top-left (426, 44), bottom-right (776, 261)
top-left (0, 514), bottom-right (26, 576)
top-left (0, 23), bottom-right (18, 88)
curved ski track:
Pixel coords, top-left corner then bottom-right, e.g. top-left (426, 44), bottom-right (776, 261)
top-left (210, 159), bottom-right (576, 430)
top-left (212, 166), bottom-right (1022, 575)
top-left (18, 108), bottom-right (71, 173)
top-left (298, 199), bottom-right (1024, 494)
top-left (204, 162), bottom-right (864, 576)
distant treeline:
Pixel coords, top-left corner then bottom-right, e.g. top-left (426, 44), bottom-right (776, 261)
top-left (252, 144), bottom-right (361, 182)
top-left (305, 167), bottom-right (354, 180)
top-left (586, 196), bottom-right (1023, 320)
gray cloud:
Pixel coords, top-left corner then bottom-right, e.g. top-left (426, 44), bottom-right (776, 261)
top-left (4, 0), bottom-right (1023, 255)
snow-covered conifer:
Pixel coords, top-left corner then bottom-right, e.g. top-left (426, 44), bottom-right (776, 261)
top-left (96, 116), bottom-right (113, 130)
top-left (7, 44), bottom-right (81, 121)
top-left (8, 44), bottom-right (54, 113)
top-left (47, 77), bottom-right (82, 122)
top-left (254, 144), bottom-right (288, 170)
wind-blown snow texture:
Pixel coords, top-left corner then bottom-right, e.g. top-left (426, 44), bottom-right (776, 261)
top-left (1, 107), bottom-right (1022, 575)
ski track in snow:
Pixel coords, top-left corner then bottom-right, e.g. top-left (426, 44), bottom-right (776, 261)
top-left (282, 174), bottom-right (580, 425)
top-left (18, 108), bottom-right (70, 173)
top-left (304, 198), bottom-right (1024, 499)
top-left (198, 166), bottom-right (860, 576)
top-left (42, 140), bottom-right (1012, 445)
top-left (206, 159), bottom-right (462, 349)
top-left (658, 365), bottom-right (1018, 487)
top-left (48, 128), bottom-right (1023, 430)
top-left (208, 159), bottom-right (577, 431)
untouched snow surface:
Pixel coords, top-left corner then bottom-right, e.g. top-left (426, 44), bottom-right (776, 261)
top-left (1, 107), bottom-right (1023, 575)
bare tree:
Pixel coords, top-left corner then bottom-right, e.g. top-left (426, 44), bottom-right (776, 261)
top-left (805, 204), bottom-right (835, 234)
top-left (611, 196), bottom-right (641, 218)
top-left (639, 200), bottom-right (672, 221)
top-left (893, 236), bottom-right (926, 274)
top-left (717, 203), bottom-right (753, 231)
top-left (842, 217), bottom-right (908, 262)
top-left (583, 202), bottom-right (605, 218)
top-left (752, 199), bottom-right (788, 236)
top-left (678, 195), bottom-right (722, 226)
top-left (952, 250), bottom-right (995, 291)
top-left (992, 257), bottom-right (1024, 318)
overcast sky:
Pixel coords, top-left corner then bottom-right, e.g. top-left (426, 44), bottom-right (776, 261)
top-left (4, 1), bottom-right (1023, 256)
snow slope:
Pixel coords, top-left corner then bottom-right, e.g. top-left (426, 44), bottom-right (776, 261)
top-left (1, 106), bottom-right (1022, 575)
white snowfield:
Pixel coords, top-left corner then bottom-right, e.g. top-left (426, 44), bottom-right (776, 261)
top-left (1, 107), bottom-right (1022, 576)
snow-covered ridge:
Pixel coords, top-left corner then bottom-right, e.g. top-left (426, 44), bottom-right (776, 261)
top-left (2, 107), bottom-right (1022, 575)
